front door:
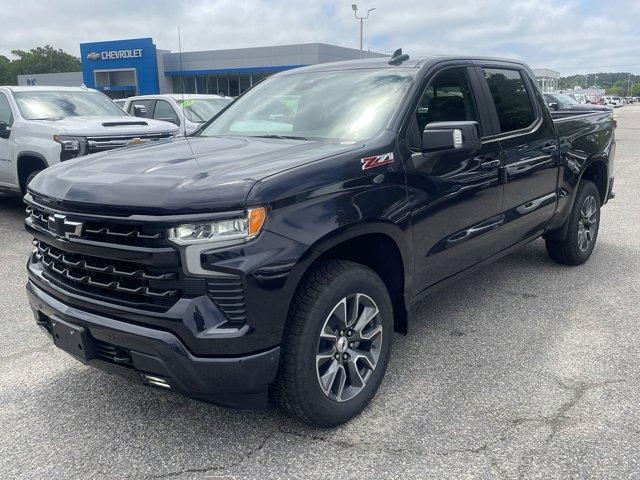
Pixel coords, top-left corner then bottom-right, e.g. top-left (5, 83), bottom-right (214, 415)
top-left (405, 66), bottom-right (504, 293)
top-left (0, 93), bottom-right (15, 186)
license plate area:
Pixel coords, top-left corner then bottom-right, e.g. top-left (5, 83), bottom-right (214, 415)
top-left (49, 317), bottom-right (95, 361)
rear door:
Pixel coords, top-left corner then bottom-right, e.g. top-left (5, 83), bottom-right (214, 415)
top-left (477, 64), bottom-right (559, 248)
top-left (405, 65), bottom-right (504, 292)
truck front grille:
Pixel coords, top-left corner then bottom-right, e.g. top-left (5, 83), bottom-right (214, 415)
top-left (34, 239), bottom-right (181, 309)
top-left (86, 133), bottom-right (173, 153)
top-left (27, 205), bottom-right (166, 246)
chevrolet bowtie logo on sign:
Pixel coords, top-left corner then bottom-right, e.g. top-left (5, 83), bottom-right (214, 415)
top-left (361, 152), bottom-right (395, 171)
top-left (86, 52), bottom-right (101, 60)
top-left (47, 214), bottom-right (83, 239)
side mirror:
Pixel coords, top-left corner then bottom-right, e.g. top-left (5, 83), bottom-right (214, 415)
top-left (132, 104), bottom-right (147, 117)
top-left (0, 121), bottom-right (10, 139)
top-left (421, 121), bottom-right (480, 154)
top-left (548, 102), bottom-right (559, 110)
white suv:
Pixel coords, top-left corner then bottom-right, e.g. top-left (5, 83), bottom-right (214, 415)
top-left (123, 94), bottom-right (232, 135)
top-left (0, 86), bottom-right (178, 195)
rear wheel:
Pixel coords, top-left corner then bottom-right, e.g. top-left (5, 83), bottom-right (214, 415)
top-left (275, 260), bottom-right (393, 427)
top-left (546, 180), bottom-right (601, 265)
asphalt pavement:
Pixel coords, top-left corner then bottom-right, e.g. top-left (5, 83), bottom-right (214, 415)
top-left (1, 106), bottom-right (639, 479)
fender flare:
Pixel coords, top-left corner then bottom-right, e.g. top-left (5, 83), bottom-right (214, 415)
top-left (550, 155), bottom-right (609, 241)
top-left (16, 151), bottom-right (49, 191)
top-left (282, 221), bottom-right (413, 334)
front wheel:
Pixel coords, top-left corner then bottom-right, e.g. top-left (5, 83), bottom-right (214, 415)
top-left (545, 180), bottom-right (601, 265)
top-left (275, 260), bottom-right (393, 427)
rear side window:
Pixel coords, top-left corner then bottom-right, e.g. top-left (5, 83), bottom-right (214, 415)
top-left (483, 68), bottom-right (536, 133)
top-left (128, 99), bottom-right (154, 118)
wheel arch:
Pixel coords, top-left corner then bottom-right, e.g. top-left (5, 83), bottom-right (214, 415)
top-left (17, 151), bottom-right (48, 194)
top-left (580, 159), bottom-right (608, 205)
top-left (547, 157), bottom-right (609, 241)
top-left (287, 223), bottom-right (412, 335)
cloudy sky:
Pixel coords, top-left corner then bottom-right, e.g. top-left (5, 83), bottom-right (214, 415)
top-left (1, 0), bottom-right (640, 75)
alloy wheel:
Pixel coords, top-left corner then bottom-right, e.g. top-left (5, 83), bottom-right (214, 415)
top-left (315, 293), bottom-right (383, 402)
top-left (577, 195), bottom-right (598, 252)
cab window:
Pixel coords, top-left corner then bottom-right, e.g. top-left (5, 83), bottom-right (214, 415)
top-left (483, 68), bottom-right (536, 133)
top-left (153, 100), bottom-right (180, 125)
top-left (410, 67), bottom-right (479, 148)
top-left (128, 99), bottom-right (154, 118)
top-left (0, 94), bottom-right (12, 125)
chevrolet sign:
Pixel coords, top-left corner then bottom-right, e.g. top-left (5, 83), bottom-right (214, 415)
top-left (86, 49), bottom-right (143, 60)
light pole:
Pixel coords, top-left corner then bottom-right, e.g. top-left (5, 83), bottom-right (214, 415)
top-left (351, 4), bottom-right (375, 58)
top-left (627, 73), bottom-right (632, 98)
top-left (585, 74), bottom-right (590, 89)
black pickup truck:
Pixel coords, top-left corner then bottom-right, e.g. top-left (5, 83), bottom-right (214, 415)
top-left (24, 52), bottom-right (615, 427)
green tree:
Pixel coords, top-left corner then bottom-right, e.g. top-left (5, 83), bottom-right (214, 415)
top-left (558, 72), bottom-right (639, 95)
top-left (0, 55), bottom-right (11, 84)
top-left (0, 45), bottom-right (80, 85)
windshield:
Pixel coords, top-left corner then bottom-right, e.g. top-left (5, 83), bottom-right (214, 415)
top-left (548, 93), bottom-right (580, 107)
top-left (199, 69), bottom-right (415, 141)
top-left (178, 98), bottom-right (232, 123)
top-left (14, 90), bottom-right (126, 120)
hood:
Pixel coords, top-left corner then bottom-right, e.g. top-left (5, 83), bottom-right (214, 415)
top-left (29, 136), bottom-right (362, 215)
top-left (35, 115), bottom-right (178, 136)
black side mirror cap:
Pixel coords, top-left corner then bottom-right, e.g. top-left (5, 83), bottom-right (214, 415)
top-left (0, 121), bottom-right (10, 139)
top-left (421, 121), bottom-right (480, 154)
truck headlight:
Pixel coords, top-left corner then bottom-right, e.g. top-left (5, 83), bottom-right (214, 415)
top-left (167, 207), bottom-right (266, 245)
top-left (53, 135), bottom-right (88, 160)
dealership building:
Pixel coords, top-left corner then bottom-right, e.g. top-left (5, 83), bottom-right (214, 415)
top-left (18, 37), bottom-right (385, 98)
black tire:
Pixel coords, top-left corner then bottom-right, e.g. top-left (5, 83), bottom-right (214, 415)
top-left (545, 180), bottom-right (601, 265)
top-left (275, 259), bottom-right (393, 427)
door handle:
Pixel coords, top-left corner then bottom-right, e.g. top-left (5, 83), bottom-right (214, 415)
top-left (480, 159), bottom-right (501, 169)
top-left (542, 143), bottom-right (557, 154)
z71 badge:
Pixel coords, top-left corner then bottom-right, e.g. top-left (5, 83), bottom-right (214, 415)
top-left (361, 152), bottom-right (395, 171)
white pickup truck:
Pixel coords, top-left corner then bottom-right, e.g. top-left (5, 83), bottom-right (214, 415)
top-left (0, 86), bottom-right (178, 195)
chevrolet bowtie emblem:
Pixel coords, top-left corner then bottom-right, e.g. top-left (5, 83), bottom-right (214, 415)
top-left (47, 214), bottom-right (84, 239)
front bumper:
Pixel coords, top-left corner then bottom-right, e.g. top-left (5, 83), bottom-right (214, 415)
top-left (27, 280), bottom-right (280, 409)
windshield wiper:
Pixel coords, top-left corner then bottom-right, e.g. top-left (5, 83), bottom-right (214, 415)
top-left (250, 134), bottom-right (309, 141)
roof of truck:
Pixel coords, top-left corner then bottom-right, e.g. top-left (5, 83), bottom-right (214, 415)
top-left (275, 55), bottom-right (530, 76)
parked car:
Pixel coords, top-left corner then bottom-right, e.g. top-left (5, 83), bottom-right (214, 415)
top-left (544, 92), bottom-right (613, 115)
top-left (123, 94), bottom-right (232, 135)
top-left (24, 54), bottom-right (615, 427)
top-left (0, 86), bottom-right (178, 195)
top-left (113, 99), bottom-right (127, 109)
top-left (603, 96), bottom-right (623, 107)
